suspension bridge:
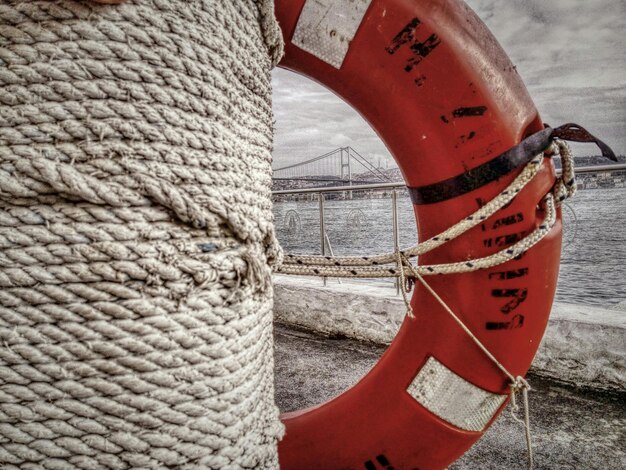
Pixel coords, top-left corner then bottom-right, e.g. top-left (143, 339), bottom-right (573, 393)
top-left (272, 147), bottom-right (394, 190)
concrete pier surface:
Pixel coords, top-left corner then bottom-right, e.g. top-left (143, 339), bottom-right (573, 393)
top-left (274, 325), bottom-right (626, 469)
top-left (274, 276), bottom-right (626, 392)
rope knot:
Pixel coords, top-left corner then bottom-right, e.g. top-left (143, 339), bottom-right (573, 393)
top-left (511, 375), bottom-right (531, 395)
top-left (510, 376), bottom-right (534, 470)
top-left (551, 139), bottom-right (577, 206)
top-left (396, 251), bottom-right (415, 318)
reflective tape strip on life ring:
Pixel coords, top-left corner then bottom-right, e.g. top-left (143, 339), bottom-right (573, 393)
top-left (275, 1), bottom-right (561, 469)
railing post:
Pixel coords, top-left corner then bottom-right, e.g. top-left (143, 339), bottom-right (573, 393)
top-left (319, 192), bottom-right (327, 286)
top-left (392, 190), bottom-right (400, 295)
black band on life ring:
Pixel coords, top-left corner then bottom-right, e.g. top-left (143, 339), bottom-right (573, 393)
top-left (408, 128), bottom-right (553, 205)
top-left (408, 123), bottom-right (616, 205)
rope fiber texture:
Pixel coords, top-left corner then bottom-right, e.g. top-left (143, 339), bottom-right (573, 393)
top-left (0, 0), bottom-right (285, 468)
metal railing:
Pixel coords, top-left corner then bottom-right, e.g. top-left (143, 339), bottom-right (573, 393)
top-left (272, 163), bottom-right (626, 290)
top-left (274, 180), bottom-right (405, 196)
top-left (272, 163), bottom-right (626, 196)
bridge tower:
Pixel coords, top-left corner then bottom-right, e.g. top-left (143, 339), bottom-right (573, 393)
top-left (340, 147), bottom-right (353, 199)
top-left (340, 147), bottom-right (352, 185)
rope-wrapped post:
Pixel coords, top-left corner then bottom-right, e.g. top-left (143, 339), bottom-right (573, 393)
top-left (0, 0), bottom-right (284, 467)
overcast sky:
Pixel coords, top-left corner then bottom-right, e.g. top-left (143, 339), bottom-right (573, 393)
top-left (271, 0), bottom-right (625, 169)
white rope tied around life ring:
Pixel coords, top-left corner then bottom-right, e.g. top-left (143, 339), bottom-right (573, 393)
top-left (278, 139), bottom-right (577, 469)
top-left (392, 140), bottom-right (574, 470)
top-left (404, 259), bottom-right (536, 469)
top-left (279, 151), bottom-right (546, 271)
top-left (278, 142), bottom-right (570, 279)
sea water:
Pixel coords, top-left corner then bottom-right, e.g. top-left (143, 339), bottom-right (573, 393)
top-left (273, 187), bottom-right (626, 307)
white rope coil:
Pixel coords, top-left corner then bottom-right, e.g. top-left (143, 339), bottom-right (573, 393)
top-left (0, 1), bottom-right (284, 468)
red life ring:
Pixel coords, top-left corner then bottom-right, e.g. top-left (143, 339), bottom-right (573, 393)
top-left (274, 0), bottom-right (561, 468)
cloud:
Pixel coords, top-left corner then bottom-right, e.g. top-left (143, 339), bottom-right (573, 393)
top-left (271, 69), bottom-right (393, 169)
top-left (467, 0), bottom-right (626, 156)
top-left (272, 0), bottom-right (625, 168)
